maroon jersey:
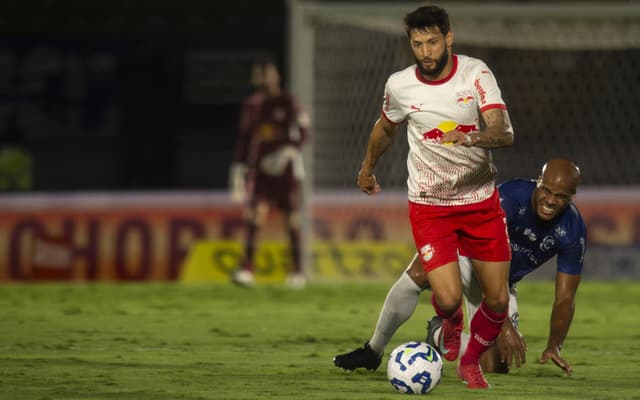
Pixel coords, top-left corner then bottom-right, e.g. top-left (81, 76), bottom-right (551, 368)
top-left (233, 91), bottom-right (311, 210)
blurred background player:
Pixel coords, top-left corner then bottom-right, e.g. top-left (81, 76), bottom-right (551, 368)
top-left (228, 59), bottom-right (311, 288)
top-left (426, 158), bottom-right (585, 376)
top-left (341, 5), bottom-right (515, 389)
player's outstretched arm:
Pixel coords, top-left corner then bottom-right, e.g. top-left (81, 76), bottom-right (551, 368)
top-left (540, 271), bottom-right (581, 376)
top-left (357, 115), bottom-right (398, 195)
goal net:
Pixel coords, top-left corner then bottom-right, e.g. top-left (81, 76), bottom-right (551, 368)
top-left (288, 1), bottom-right (640, 280)
top-left (289, 1), bottom-right (640, 190)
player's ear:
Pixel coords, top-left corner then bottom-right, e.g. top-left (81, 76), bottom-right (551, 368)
top-left (446, 31), bottom-right (454, 48)
top-left (535, 176), bottom-right (543, 187)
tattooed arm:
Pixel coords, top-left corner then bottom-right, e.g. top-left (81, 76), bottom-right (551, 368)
top-left (471, 108), bottom-right (514, 148)
top-left (441, 108), bottom-right (514, 149)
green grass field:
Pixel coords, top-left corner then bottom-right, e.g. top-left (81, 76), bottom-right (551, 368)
top-left (1, 281), bottom-right (639, 400)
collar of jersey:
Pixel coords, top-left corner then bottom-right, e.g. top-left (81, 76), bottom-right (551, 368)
top-left (415, 54), bottom-right (458, 86)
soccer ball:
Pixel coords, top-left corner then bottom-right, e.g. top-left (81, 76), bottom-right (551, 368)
top-left (387, 341), bottom-right (443, 394)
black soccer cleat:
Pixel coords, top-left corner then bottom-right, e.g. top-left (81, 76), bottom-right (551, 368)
top-left (333, 342), bottom-right (383, 371)
top-left (425, 315), bottom-right (444, 356)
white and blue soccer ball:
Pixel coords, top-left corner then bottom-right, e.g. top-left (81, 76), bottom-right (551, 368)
top-left (387, 341), bottom-right (443, 394)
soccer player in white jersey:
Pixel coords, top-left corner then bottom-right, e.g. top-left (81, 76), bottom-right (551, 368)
top-left (333, 5), bottom-right (514, 389)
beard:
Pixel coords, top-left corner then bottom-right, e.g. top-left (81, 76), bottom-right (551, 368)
top-left (416, 48), bottom-right (449, 79)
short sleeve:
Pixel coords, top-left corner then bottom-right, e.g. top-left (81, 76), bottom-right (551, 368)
top-left (472, 63), bottom-right (507, 112)
top-left (381, 80), bottom-right (405, 124)
top-left (497, 181), bottom-right (517, 221)
top-left (557, 221), bottom-right (587, 276)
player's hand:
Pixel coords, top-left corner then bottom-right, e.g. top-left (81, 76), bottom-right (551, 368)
top-left (496, 322), bottom-right (527, 369)
top-left (357, 169), bottom-right (381, 195)
top-left (540, 347), bottom-right (572, 376)
top-left (440, 129), bottom-right (478, 147)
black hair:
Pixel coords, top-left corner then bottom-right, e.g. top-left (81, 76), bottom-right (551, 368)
top-left (403, 5), bottom-right (450, 37)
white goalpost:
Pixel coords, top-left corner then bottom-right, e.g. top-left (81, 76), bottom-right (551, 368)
top-left (288, 0), bottom-right (640, 191)
top-left (287, 1), bottom-right (640, 281)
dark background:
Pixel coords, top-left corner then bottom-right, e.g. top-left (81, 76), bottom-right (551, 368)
top-left (1, 1), bottom-right (638, 191)
top-left (0, 0), bottom-right (287, 190)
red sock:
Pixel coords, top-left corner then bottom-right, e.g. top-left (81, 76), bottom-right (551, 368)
top-left (431, 293), bottom-right (463, 323)
top-left (460, 301), bottom-right (506, 365)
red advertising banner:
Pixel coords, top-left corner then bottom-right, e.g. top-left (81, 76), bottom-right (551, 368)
top-left (0, 193), bottom-right (245, 281)
top-left (0, 189), bottom-right (638, 282)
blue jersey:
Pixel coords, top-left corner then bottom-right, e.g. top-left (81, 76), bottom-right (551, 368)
top-left (498, 179), bottom-right (587, 285)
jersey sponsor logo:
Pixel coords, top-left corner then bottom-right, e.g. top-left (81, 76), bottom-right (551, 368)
top-left (555, 226), bottom-right (567, 237)
top-left (511, 242), bottom-right (540, 265)
top-left (410, 104), bottom-right (422, 112)
top-left (540, 235), bottom-right (555, 251)
top-left (259, 123), bottom-right (275, 140)
top-left (421, 120), bottom-right (477, 142)
top-left (420, 243), bottom-right (435, 262)
top-left (455, 90), bottom-right (475, 108)
top-left (384, 92), bottom-right (391, 112)
top-left (523, 227), bottom-right (537, 241)
top-left (474, 78), bottom-right (487, 106)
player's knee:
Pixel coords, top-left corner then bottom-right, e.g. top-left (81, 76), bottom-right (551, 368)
top-left (483, 291), bottom-right (509, 313)
top-left (484, 298), bottom-right (509, 313)
top-left (433, 292), bottom-right (462, 314)
top-left (480, 346), bottom-right (509, 374)
top-left (494, 362), bottom-right (510, 374)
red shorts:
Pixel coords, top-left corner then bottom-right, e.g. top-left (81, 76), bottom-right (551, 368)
top-left (409, 189), bottom-right (511, 272)
top-left (248, 166), bottom-right (301, 212)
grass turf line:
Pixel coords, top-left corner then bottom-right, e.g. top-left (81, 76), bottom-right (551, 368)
top-left (0, 281), bottom-right (639, 399)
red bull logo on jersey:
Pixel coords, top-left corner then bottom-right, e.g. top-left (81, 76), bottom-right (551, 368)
top-left (421, 120), bottom-right (478, 142)
top-left (456, 90), bottom-right (475, 108)
top-left (420, 243), bottom-right (435, 262)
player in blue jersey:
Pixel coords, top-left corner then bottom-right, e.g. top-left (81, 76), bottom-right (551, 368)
top-left (334, 158), bottom-right (585, 378)
top-left (426, 158), bottom-right (586, 376)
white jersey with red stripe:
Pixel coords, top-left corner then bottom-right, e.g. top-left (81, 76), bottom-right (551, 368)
top-left (382, 54), bottom-right (513, 206)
